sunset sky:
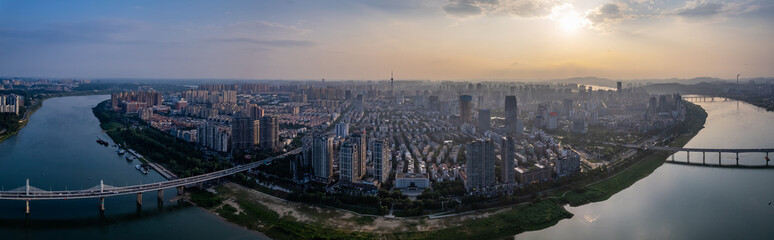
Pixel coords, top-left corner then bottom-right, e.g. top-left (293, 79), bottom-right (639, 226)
top-left (0, 0), bottom-right (772, 81)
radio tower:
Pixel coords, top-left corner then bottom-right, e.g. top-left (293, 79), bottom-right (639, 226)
top-left (390, 70), bottom-right (394, 97)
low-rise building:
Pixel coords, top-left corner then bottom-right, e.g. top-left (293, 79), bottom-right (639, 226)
top-left (395, 173), bottom-right (430, 190)
top-left (515, 163), bottom-right (552, 184)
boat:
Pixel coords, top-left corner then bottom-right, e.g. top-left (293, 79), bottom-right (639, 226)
top-left (135, 164), bottom-right (148, 174)
top-left (117, 149), bottom-right (126, 155)
top-left (125, 155), bottom-right (134, 162)
top-left (96, 137), bottom-right (109, 146)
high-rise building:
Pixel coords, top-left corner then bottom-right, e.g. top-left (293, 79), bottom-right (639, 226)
top-left (304, 132), bottom-right (334, 182)
top-left (350, 132), bottom-right (367, 179)
top-left (562, 99), bottom-right (573, 117)
top-left (459, 95), bottom-right (473, 125)
top-left (231, 117), bottom-right (259, 151)
top-left (259, 116), bottom-right (279, 151)
top-left (0, 94), bottom-right (21, 115)
top-left (197, 124), bottom-right (230, 153)
top-left (248, 104), bottom-right (264, 120)
top-left (355, 94), bottom-right (364, 112)
top-left (555, 147), bottom-right (581, 177)
top-left (535, 104), bottom-right (547, 129)
top-left (617, 81), bottom-right (622, 93)
top-left (501, 136), bottom-right (515, 184)
top-left (373, 138), bottom-right (391, 184)
top-left (110, 91), bottom-right (163, 113)
top-left (478, 109), bottom-right (491, 133)
top-left (505, 95), bottom-right (518, 133)
top-left (335, 122), bottom-right (349, 137)
top-left (649, 96), bottom-right (658, 113)
top-left (465, 139), bottom-right (495, 192)
top-left (339, 141), bottom-right (359, 183)
top-left (547, 112), bottom-right (558, 130)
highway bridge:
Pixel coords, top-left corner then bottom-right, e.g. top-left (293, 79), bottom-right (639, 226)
top-left (619, 144), bottom-right (772, 167)
top-left (0, 148), bottom-right (300, 213)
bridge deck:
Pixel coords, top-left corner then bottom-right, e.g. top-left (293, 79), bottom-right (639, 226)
top-left (0, 149), bottom-right (300, 201)
top-left (620, 144), bottom-right (773, 153)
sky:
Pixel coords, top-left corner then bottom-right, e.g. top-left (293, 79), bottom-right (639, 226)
top-left (0, 0), bottom-right (772, 81)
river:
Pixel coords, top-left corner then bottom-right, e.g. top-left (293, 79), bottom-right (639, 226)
top-left (2, 95), bottom-right (772, 239)
top-left (518, 98), bottom-right (774, 239)
top-left (0, 95), bottom-right (266, 240)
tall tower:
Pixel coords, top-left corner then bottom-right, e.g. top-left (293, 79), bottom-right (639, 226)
top-left (459, 95), bottom-right (473, 125)
top-left (501, 136), bottom-right (515, 184)
top-left (478, 109), bottom-right (491, 133)
top-left (339, 141), bottom-right (359, 183)
top-left (390, 70), bottom-right (394, 97)
top-left (231, 117), bottom-right (258, 152)
top-left (373, 138), bottom-right (391, 184)
top-left (505, 95), bottom-right (518, 133)
top-left (260, 116), bottom-right (279, 152)
top-left (350, 132), bottom-right (367, 180)
top-left (465, 139), bottom-right (495, 192)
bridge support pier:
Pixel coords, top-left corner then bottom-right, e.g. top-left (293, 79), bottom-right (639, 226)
top-left (25, 200), bottom-right (29, 214)
top-left (158, 189), bottom-right (164, 202)
top-left (177, 186), bottom-right (184, 196)
top-left (198, 182), bottom-right (203, 190)
top-left (137, 193), bottom-right (142, 206)
top-left (687, 151), bottom-right (690, 163)
top-left (736, 152), bottom-right (739, 166)
top-left (703, 152), bottom-right (706, 165)
top-left (99, 197), bottom-right (105, 212)
top-left (672, 154), bottom-right (675, 162)
top-left (719, 152), bottom-right (722, 166)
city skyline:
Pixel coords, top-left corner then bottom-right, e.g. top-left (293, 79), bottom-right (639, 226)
top-left (1, 0), bottom-right (773, 81)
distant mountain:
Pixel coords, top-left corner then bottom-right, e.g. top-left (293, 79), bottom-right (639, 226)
top-left (542, 77), bottom-right (618, 87)
top-left (535, 76), bottom-right (738, 88)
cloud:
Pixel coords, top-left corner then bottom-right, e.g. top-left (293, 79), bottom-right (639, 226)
top-left (0, 19), bottom-right (148, 44)
top-left (443, 0), bottom-right (483, 17)
top-left (215, 38), bottom-right (317, 48)
top-left (442, 0), bottom-right (560, 18)
top-left (585, 2), bottom-right (631, 31)
top-left (669, 0), bottom-right (759, 21)
top-left (218, 20), bottom-right (311, 35)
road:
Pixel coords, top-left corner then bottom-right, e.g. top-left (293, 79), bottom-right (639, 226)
top-left (0, 148), bottom-right (301, 201)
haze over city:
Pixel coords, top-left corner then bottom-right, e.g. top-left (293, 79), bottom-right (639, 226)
top-left (1, 0), bottom-right (773, 80)
top-left (1, 1), bottom-right (773, 240)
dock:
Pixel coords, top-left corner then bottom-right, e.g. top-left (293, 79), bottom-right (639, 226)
top-left (126, 149), bottom-right (179, 180)
top-left (147, 162), bottom-right (179, 180)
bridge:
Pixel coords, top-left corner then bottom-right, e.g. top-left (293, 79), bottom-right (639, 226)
top-left (681, 96), bottom-right (730, 102)
top-left (0, 148), bottom-right (301, 214)
top-left (619, 144), bottom-right (772, 167)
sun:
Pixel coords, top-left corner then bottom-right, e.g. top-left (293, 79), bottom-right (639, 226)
top-left (549, 4), bottom-right (588, 33)
top-left (557, 11), bottom-right (586, 32)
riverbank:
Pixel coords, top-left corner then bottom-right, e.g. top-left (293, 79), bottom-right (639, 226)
top-left (190, 183), bottom-right (571, 240)
top-left (0, 100), bottom-right (41, 144)
top-left (558, 101), bottom-right (707, 206)
top-left (92, 100), bottom-right (223, 178)
top-left (0, 90), bottom-right (117, 145)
